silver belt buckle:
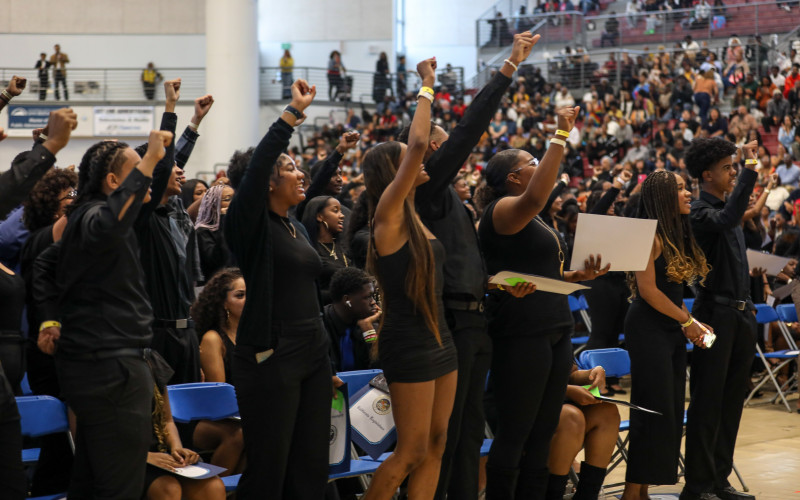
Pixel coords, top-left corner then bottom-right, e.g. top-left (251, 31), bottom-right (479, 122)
top-left (736, 301), bottom-right (746, 311)
top-left (175, 318), bottom-right (188, 329)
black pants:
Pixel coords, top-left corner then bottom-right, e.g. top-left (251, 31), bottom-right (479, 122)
top-left (487, 329), bottom-right (573, 495)
top-left (26, 342), bottom-right (73, 495)
top-left (626, 324), bottom-right (686, 485)
top-left (143, 82), bottom-right (156, 100)
top-left (232, 318), bottom-right (331, 499)
top-left (150, 325), bottom-right (201, 385)
top-left (39, 77), bottom-right (49, 100)
top-left (56, 355), bottom-right (153, 500)
top-left (434, 309), bottom-right (492, 500)
top-left (54, 70), bottom-right (68, 100)
top-left (0, 363), bottom-right (25, 500)
top-left (684, 303), bottom-right (756, 495)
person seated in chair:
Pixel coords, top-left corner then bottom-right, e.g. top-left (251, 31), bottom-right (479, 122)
top-left (545, 363), bottom-right (621, 500)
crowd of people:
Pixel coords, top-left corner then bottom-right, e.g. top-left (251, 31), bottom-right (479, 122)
top-left (0, 27), bottom-right (796, 500)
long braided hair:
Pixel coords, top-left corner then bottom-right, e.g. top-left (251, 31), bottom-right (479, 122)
top-left (629, 171), bottom-right (710, 297)
top-left (69, 141), bottom-right (131, 214)
top-left (362, 142), bottom-right (441, 346)
top-left (195, 184), bottom-right (227, 232)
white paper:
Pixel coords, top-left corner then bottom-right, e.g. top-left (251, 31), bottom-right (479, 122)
top-left (349, 387), bottom-right (395, 444)
top-left (746, 249), bottom-right (792, 277)
top-left (171, 465), bottom-right (209, 478)
top-left (569, 214), bottom-right (658, 272)
top-left (489, 271), bottom-right (589, 295)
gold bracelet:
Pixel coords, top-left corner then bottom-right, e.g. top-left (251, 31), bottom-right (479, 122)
top-left (550, 138), bottom-right (566, 147)
top-left (39, 320), bottom-right (61, 332)
top-left (555, 129), bottom-right (570, 138)
top-left (680, 316), bottom-right (694, 328)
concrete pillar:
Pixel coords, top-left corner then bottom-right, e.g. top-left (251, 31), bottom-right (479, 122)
top-left (205, 0), bottom-right (260, 172)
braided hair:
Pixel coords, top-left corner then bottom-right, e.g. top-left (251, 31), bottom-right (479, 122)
top-left (195, 184), bottom-right (227, 232)
top-left (629, 171), bottom-right (710, 297)
top-left (70, 141), bottom-right (131, 213)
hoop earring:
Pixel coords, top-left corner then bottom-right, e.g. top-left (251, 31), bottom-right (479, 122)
top-left (225, 309), bottom-right (230, 324)
top-left (323, 221), bottom-right (330, 230)
top-left (346, 300), bottom-right (352, 308)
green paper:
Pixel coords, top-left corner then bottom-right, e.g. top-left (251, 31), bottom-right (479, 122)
top-left (504, 277), bottom-right (529, 286)
top-left (582, 385), bottom-right (601, 397)
top-left (332, 389), bottom-right (344, 412)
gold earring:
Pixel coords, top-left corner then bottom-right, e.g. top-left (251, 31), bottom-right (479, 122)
top-left (225, 309), bottom-right (230, 323)
top-left (323, 221), bottom-right (329, 230)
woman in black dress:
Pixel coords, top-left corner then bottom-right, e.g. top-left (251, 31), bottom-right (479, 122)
top-left (224, 79), bottom-right (331, 499)
top-left (361, 57), bottom-right (458, 500)
top-left (301, 195), bottom-right (348, 303)
top-left (476, 105), bottom-right (610, 498)
top-left (621, 170), bottom-right (711, 500)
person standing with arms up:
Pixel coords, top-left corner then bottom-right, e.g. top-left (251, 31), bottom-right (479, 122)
top-left (50, 44), bottom-right (69, 101)
top-left (681, 139), bottom-right (760, 500)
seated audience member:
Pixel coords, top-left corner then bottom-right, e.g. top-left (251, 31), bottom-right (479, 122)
top-left (546, 364), bottom-right (620, 500)
top-left (763, 89), bottom-right (789, 132)
top-left (301, 195), bottom-right (350, 304)
top-left (195, 184), bottom-right (235, 280)
top-left (324, 267), bottom-right (382, 372)
top-left (144, 353), bottom-right (226, 500)
top-left (190, 268), bottom-right (246, 476)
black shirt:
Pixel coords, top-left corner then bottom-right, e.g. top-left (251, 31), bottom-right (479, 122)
top-left (0, 143), bottom-right (56, 220)
top-left (225, 118), bottom-right (323, 348)
top-left (690, 167), bottom-right (757, 302)
top-left (479, 202), bottom-right (573, 337)
top-left (20, 225), bottom-right (54, 339)
top-left (415, 71), bottom-right (513, 302)
top-left (196, 225), bottom-right (233, 281)
top-left (33, 169), bottom-right (155, 356)
top-left (322, 303), bottom-right (372, 372)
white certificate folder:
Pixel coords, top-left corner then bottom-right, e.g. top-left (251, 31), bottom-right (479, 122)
top-left (569, 214), bottom-right (658, 272)
top-left (489, 272), bottom-right (590, 295)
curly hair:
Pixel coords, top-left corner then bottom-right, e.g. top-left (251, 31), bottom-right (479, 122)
top-left (329, 267), bottom-right (372, 302)
top-left (191, 268), bottom-right (243, 337)
top-left (23, 168), bottom-right (78, 232)
top-left (685, 137), bottom-right (738, 180)
top-left (227, 147), bottom-right (255, 190)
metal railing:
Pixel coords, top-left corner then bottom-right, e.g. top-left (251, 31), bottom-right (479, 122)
top-left (477, 1), bottom-right (800, 54)
top-left (0, 65), bottom-right (464, 105)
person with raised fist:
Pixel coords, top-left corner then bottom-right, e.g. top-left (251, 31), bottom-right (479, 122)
top-left (32, 129), bottom-right (173, 499)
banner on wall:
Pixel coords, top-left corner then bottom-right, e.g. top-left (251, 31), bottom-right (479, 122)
top-left (8, 105), bottom-right (67, 129)
top-left (93, 106), bottom-right (155, 137)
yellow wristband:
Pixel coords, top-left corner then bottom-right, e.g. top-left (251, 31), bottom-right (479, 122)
top-left (417, 90), bottom-right (434, 103)
top-left (744, 159), bottom-right (758, 165)
top-left (39, 321), bottom-right (61, 332)
top-left (680, 316), bottom-right (694, 328)
top-left (497, 284), bottom-right (505, 291)
top-left (555, 129), bottom-right (570, 138)
top-left (420, 86), bottom-right (434, 96)
top-left (550, 138), bottom-right (566, 147)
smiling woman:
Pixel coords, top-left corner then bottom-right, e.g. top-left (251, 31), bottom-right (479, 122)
top-left (301, 195), bottom-right (349, 304)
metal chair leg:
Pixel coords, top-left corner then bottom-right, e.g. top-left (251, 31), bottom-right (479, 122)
top-left (732, 461), bottom-right (748, 492)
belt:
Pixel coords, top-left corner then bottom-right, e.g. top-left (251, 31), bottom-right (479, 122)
top-left (152, 318), bottom-right (194, 329)
top-left (699, 294), bottom-right (754, 312)
top-left (443, 298), bottom-right (485, 313)
top-left (60, 347), bottom-right (146, 362)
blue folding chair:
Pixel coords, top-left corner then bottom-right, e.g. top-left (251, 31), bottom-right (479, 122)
top-left (20, 372), bottom-right (33, 396)
top-left (683, 297), bottom-right (695, 312)
top-left (166, 382), bottom-right (239, 423)
top-left (746, 304), bottom-right (800, 412)
top-left (577, 348), bottom-right (630, 377)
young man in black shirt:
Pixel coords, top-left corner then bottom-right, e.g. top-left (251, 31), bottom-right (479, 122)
top-left (398, 33), bottom-right (537, 500)
top-left (682, 138), bottom-right (759, 500)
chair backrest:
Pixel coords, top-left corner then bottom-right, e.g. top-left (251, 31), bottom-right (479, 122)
top-left (775, 303), bottom-right (798, 323)
top-left (16, 396), bottom-right (69, 437)
top-left (568, 295), bottom-right (582, 312)
top-left (336, 369), bottom-right (383, 395)
top-left (683, 298), bottom-right (695, 311)
top-left (578, 348), bottom-right (631, 377)
top-left (579, 295), bottom-right (589, 310)
top-left (20, 372), bottom-right (32, 396)
top-left (754, 303), bottom-right (779, 324)
top-left (167, 382), bottom-right (239, 423)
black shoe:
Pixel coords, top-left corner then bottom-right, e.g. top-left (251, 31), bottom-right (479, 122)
top-left (679, 490), bottom-right (722, 500)
top-left (715, 486), bottom-right (755, 500)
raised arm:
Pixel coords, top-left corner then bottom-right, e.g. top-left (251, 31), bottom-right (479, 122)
top-left (373, 58), bottom-right (436, 244)
top-left (295, 131), bottom-right (359, 220)
top-left (175, 94), bottom-right (214, 169)
top-left (0, 76), bottom-right (26, 114)
top-left (744, 173), bottom-right (777, 221)
top-left (590, 170), bottom-right (631, 215)
top-left (542, 174), bottom-right (569, 216)
top-left (691, 141), bottom-right (758, 232)
top-left (491, 105), bottom-right (580, 235)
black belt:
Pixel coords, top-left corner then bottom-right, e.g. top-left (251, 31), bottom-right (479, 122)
top-left (444, 298), bottom-right (485, 313)
top-left (699, 294), bottom-right (754, 312)
top-left (60, 347), bottom-right (146, 362)
top-left (152, 319), bottom-right (194, 329)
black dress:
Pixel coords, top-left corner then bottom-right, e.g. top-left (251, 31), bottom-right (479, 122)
top-left (375, 239), bottom-right (457, 384)
top-left (624, 254), bottom-right (687, 485)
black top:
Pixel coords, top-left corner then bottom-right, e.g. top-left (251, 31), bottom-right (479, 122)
top-left (316, 240), bottom-right (348, 304)
top-left (197, 225), bottom-right (233, 282)
top-left (225, 118), bottom-right (323, 348)
top-left (348, 226), bottom-right (370, 270)
top-left (20, 225), bottom-right (54, 339)
top-left (0, 268), bottom-right (24, 333)
top-left (0, 143), bottom-right (56, 220)
top-left (322, 303), bottom-right (372, 372)
top-left (629, 254), bottom-right (683, 331)
top-left (690, 167), bottom-right (757, 302)
top-left (219, 332), bottom-right (235, 383)
top-left (33, 168), bottom-right (156, 356)
top-left (479, 201), bottom-right (573, 336)
top-left (135, 112), bottom-right (194, 320)
top-left (415, 71), bottom-right (513, 302)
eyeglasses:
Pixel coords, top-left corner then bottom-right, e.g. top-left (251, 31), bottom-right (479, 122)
top-left (510, 157), bottom-right (539, 175)
top-left (59, 189), bottom-right (77, 201)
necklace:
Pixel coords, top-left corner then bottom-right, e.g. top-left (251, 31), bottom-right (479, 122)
top-left (280, 217), bottom-right (297, 238)
top-left (534, 216), bottom-right (565, 277)
top-left (320, 240), bottom-right (349, 266)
